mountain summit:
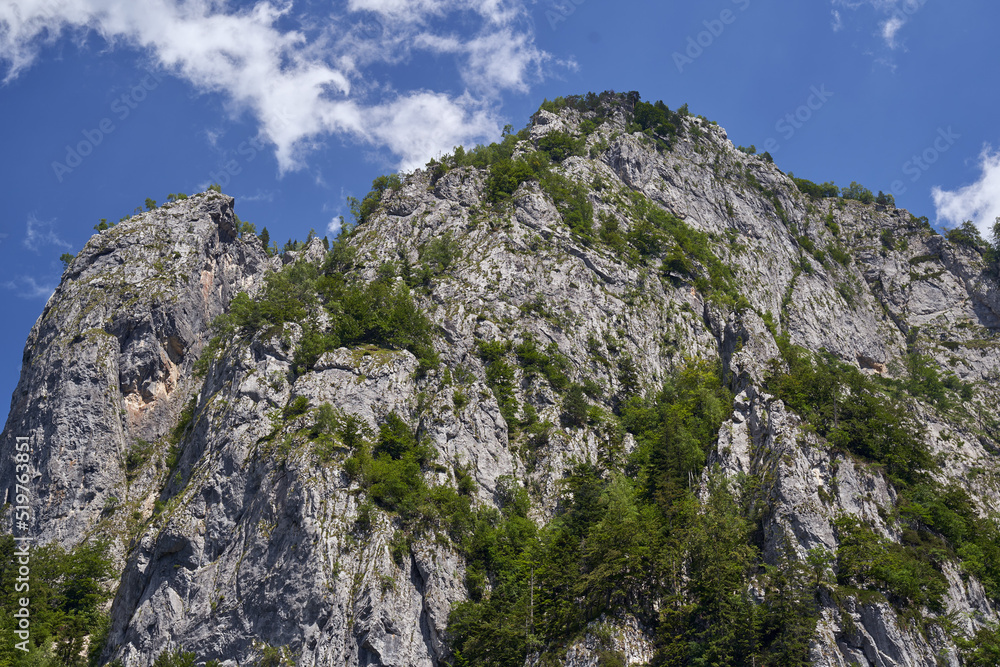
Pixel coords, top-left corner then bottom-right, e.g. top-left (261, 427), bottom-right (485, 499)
top-left (3, 92), bottom-right (1000, 666)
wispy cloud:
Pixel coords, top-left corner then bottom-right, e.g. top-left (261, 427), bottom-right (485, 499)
top-left (881, 15), bottom-right (905, 49)
top-left (23, 215), bottom-right (71, 253)
top-left (831, 0), bottom-right (925, 50)
top-left (239, 189), bottom-right (276, 204)
top-left (3, 275), bottom-right (56, 299)
top-left (0, 0), bottom-right (557, 172)
top-left (932, 146), bottom-right (1000, 240)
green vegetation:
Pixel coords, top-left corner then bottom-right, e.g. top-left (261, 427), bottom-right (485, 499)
top-left (151, 649), bottom-right (196, 667)
top-left (204, 245), bottom-right (438, 378)
top-left (607, 194), bottom-right (744, 307)
top-left (348, 174), bottom-right (402, 225)
top-left (343, 412), bottom-right (475, 543)
top-left (958, 624), bottom-right (1000, 666)
top-left (629, 96), bottom-right (686, 151)
top-left (946, 220), bottom-right (988, 251)
top-left (447, 359), bottom-right (822, 666)
top-left (767, 341), bottom-right (1000, 625)
top-left (475, 340), bottom-right (519, 428)
top-left (767, 343), bottom-right (932, 486)
top-left (834, 514), bottom-right (947, 610)
top-left (840, 181), bottom-right (874, 204)
top-left (791, 176), bottom-right (895, 211)
top-left (124, 438), bottom-right (156, 481)
top-left (0, 536), bottom-right (113, 666)
top-left (537, 131), bottom-right (584, 163)
top-left (791, 177), bottom-right (839, 199)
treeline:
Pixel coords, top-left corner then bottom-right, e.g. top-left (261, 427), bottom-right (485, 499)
top-left (766, 340), bottom-right (1000, 643)
top-left (790, 176), bottom-right (897, 209)
top-left (446, 359), bottom-right (822, 666)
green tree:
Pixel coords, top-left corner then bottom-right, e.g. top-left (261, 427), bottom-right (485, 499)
top-left (259, 226), bottom-right (271, 254)
top-left (946, 220), bottom-right (987, 251)
top-left (152, 648), bottom-right (196, 667)
top-left (840, 181), bottom-right (874, 204)
top-left (561, 384), bottom-right (589, 427)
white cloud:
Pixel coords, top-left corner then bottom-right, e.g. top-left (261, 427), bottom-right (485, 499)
top-left (23, 214), bottom-right (71, 252)
top-left (327, 215), bottom-right (343, 236)
top-left (831, 0), bottom-right (926, 49)
top-left (0, 0), bottom-right (554, 171)
top-left (881, 15), bottom-right (904, 48)
top-left (932, 146), bottom-right (1000, 240)
top-left (3, 275), bottom-right (56, 299)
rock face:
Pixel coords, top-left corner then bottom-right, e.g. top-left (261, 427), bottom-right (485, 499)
top-left (3, 94), bottom-right (1000, 666)
top-left (0, 192), bottom-right (268, 549)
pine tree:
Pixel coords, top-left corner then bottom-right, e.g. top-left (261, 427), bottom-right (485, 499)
top-left (259, 226), bottom-right (270, 253)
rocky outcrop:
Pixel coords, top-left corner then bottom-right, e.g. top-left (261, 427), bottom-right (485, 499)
top-left (0, 192), bottom-right (269, 549)
top-left (4, 95), bottom-right (1000, 666)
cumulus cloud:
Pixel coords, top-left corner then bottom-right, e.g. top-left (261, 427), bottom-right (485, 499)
top-left (23, 214), bottom-right (71, 252)
top-left (0, 0), bottom-right (554, 171)
top-left (932, 147), bottom-right (1000, 240)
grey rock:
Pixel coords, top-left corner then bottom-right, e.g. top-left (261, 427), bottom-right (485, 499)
top-left (4, 100), bottom-right (1000, 666)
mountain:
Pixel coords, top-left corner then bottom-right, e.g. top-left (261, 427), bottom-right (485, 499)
top-left (3, 91), bottom-right (1000, 667)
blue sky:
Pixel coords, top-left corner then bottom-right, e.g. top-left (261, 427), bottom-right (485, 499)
top-left (2, 0), bottom-right (1000, 418)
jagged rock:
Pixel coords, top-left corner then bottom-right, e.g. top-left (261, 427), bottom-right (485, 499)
top-left (3, 96), bottom-right (1000, 666)
top-left (0, 192), bottom-right (268, 551)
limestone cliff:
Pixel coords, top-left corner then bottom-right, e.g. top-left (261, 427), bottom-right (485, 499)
top-left (3, 93), bottom-right (999, 666)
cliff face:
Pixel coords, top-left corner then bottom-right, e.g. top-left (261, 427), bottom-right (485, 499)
top-left (0, 193), bottom-right (269, 548)
top-left (3, 94), bottom-right (1000, 667)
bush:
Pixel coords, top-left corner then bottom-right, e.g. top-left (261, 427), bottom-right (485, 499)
top-left (348, 174), bottom-right (402, 225)
top-left (153, 649), bottom-right (197, 667)
top-left (946, 220), bottom-right (988, 251)
top-left (841, 181), bottom-right (875, 204)
top-left (537, 131), bottom-right (584, 163)
top-left (484, 158), bottom-right (537, 202)
top-left (792, 177), bottom-right (839, 199)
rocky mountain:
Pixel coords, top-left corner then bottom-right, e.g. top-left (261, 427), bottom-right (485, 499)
top-left (3, 91), bottom-right (1000, 667)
